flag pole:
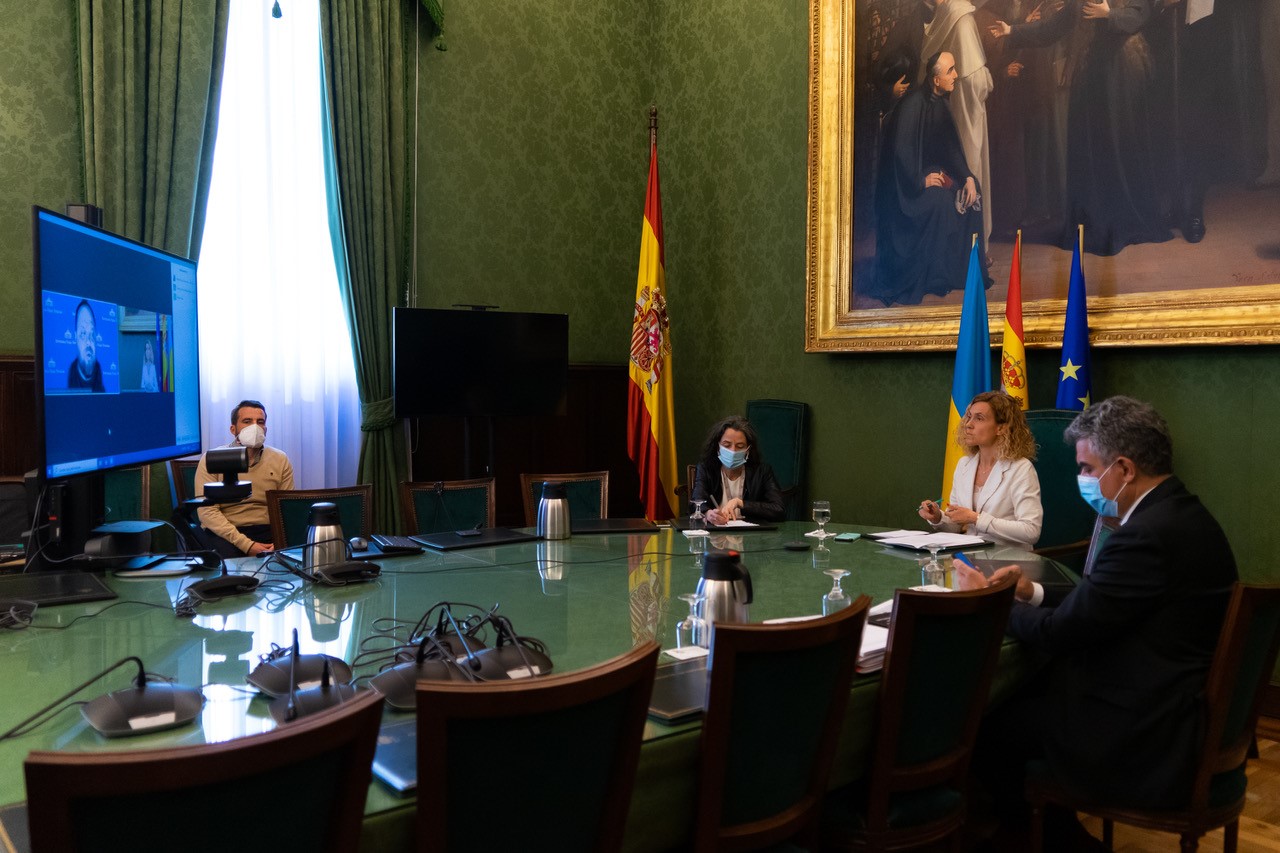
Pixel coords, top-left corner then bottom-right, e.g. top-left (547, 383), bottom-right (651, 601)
top-left (649, 104), bottom-right (657, 146)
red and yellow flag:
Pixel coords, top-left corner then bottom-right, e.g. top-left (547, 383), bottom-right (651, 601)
top-left (1000, 231), bottom-right (1028, 410)
top-left (627, 112), bottom-right (678, 521)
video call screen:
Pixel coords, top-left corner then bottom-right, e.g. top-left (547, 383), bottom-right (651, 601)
top-left (34, 208), bottom-right (201, 479)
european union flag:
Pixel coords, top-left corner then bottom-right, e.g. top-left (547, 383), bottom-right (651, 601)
top-left (1056, 230), bottom-right (1092, 410)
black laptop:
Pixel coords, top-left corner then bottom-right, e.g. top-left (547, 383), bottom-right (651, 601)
top-left (411, 527), bottom-right (540, 551)
top-left (647, 657), bottom-right (708, 724)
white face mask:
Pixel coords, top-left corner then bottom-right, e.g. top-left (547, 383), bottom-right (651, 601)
top-left (238, 424), bottom-right (265, 449)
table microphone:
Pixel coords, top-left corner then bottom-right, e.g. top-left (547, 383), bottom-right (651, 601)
top-left (269, 629), bottom-right (356, 723)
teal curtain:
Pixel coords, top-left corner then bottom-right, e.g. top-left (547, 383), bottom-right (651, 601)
top-left (319, 1), bottom-right (439, 531)
top-left (75, 0), bottom-right (229, 257)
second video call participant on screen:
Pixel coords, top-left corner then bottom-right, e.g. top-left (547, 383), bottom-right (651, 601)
top-left (918, 390), bottom-right (1042, 549)
top-left (194, 399), bottom-right (294, 557)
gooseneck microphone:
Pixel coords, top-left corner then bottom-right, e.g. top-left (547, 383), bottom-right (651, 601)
top-left (266, 629), bottom-right (356, 724)
top-left (1, 656), bottom-right (204, 740)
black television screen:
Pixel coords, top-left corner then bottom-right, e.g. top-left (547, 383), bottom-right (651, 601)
top-left (32, 207), bottom-right (202, 481)
top-left (393, 308), bottom-right (568, 418)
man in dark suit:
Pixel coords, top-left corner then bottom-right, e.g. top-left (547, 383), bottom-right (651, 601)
top-left (959, 396), bottom-right (1237, 849)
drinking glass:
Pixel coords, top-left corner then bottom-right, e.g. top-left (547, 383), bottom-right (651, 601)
top-left (822, 569), bottom-right (851, 615)
top-left (676, 593), bottom-right (708, 649)
top-left (687, 533), bottom-right (709, 568)
top-left (808, 500), bottom-right (832, 538)
top-left (690, 499), bottom-right (707, 526)
top-left (812, 542), bottom-right (832, 572)
top-left (920, 547), bottom-right (946, 588)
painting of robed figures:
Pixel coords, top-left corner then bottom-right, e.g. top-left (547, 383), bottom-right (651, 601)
top-left (806, 0), bottom-right (1280, 351)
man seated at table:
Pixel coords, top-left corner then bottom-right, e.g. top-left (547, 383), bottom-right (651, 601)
top-left (955, 395), bottom-right (1238, 851)
top-left (193, 399), bottom-right (294, 557)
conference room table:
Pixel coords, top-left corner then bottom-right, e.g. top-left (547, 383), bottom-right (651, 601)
top-left (0, 521), bottom-right (1065, 852)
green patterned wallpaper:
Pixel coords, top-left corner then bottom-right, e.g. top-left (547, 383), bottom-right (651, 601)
top-left (0, 0), bottom-right (82, 355)
top-left (415, 0), bottom-right (651, 362)
top-left (414, 0), bottom-right (1279, 582)
top-left (0, 0), bottom-right (1273, 582)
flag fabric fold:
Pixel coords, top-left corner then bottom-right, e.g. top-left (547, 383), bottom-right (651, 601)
top-left (1056, 227), bottom-right (1092, 411)
top-left (942, 240), bottom-right (993, 504)
top-left (627, 127), bottom-right (678, 521)
top-left (1000, 231), bottom-right (1028, 410)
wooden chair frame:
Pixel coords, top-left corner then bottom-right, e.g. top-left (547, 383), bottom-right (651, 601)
top-left (1028, 583), bottom-right (1280, 853)
top-left (25, 690), bottom-right (384, 852)
top-left (166, 454), bottom-right (201, 507)
top-left (266, 484), bottom-right (373, 549)
top-left (398, 477), bottom-right (495, 534)
top-left (694, 598), bottom-right (871, 852)
top-left (842, 575), bottom-right (1017, 851)
top-left (415, 642), bottom-right (659, 853)
top-left (518, 470), bottom-right (609, 527)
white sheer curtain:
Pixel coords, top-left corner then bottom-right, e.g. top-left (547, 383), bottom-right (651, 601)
top-left (198, 0), bottom-right (359, 488)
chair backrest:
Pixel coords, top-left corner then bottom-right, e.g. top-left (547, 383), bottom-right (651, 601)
top-left (415, 642), bottom-right (659, 852)
top-left (1082, 513), bottom-right (1120, 576)
top-left (1187, 583), bottom-right (1280, 810)
top-left (1026, 409), bottom-right (1094, 551)
top-left (166, 455), bottom-right (201, 507)
top-left (744, 399), bottom-right (809, 520)
top-left (24, 690), bottom-right (384, 853)
top-left (102, 465), bottom-right (150, 522)
top-left (399, 478), bottom-right (495, 535)
top-left (519, 471), bottom-right (609, 527)
top-left (266, 485), bottom-right (373, 548)
top-left (693, 597), bottom-right (871, 851)
top-left (862, 576), bottom-right (1017, 835)
top-left (674, 463), bottom-right (699, 511)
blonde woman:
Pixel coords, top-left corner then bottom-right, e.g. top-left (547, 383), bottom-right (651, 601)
top-left (917, 390), bottom-right (1042, 548)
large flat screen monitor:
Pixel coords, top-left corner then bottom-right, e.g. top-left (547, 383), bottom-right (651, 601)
top-left (393, 308), bottom-right (568, 419)
top-left (32, 207), bottom-right (202, 482)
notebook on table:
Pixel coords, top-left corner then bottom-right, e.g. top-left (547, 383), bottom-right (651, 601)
top-left (669, 518), bottom-right (777, 532)
top-left (371, 716), bottom-right (417, 795)
top-left (647, 657), bottom-right (708, 724)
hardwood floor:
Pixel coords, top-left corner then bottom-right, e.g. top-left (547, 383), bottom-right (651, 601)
top-left (1076, 737), bottom-right (1280, 852)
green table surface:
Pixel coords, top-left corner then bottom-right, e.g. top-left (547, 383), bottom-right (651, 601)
top-left (0, 522), bottom-right (1061, 852)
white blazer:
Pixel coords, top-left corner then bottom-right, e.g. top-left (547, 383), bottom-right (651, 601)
top-left (936, 455), bottom-right (1043, 549)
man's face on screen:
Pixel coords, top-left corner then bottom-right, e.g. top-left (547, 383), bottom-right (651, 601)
top-left (75, 304), bottom-right (96, 376)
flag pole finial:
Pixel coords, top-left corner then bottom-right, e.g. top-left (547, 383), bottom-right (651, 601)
top-left (649, 105), bottom-right (658, 146)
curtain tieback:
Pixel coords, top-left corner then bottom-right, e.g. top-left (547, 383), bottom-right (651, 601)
top-left (361, 398), bottom-right (396, 432)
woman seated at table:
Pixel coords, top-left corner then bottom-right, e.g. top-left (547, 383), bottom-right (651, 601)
top-left (692, 415), bottom-right (786, 525)
top-left (917, 390), bottom-right (1043, 548)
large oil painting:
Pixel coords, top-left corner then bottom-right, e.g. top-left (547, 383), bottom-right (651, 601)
top-left (806, 0), bottom-right (1280, 351)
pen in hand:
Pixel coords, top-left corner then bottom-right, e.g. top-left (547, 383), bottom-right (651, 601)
top-left (952, 551), bottom-right (976, 570)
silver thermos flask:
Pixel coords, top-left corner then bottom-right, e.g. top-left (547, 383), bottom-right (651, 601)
top-left (305, 501), bottom-right (345, 570)
top-left (536, 481), bottom-right (571, 540)
top-left (695, 549), bottom-right (753, 632)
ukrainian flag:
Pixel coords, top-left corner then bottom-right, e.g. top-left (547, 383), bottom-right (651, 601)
top-left (942, 241), bottom-right (993, 504)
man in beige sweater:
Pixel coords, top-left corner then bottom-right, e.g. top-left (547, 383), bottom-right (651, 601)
top-left (194, 399), bottom-right (294, 557)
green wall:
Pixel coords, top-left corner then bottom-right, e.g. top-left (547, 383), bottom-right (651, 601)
top-left (416, 0), bottom-right (1279, 583)
top-left (0, 0), bottom-right (1274, 584)
top-left (0, 0), bottom-right (82, 354)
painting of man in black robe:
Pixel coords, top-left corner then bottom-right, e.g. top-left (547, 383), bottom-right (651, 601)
top-left (870, 50), bottom-right (991, 305)
top-left (849, 0), bottom-right (1279, 311)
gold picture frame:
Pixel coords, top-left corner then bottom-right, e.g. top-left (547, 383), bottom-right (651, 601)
top-left (805, 0), bottom-right (1280, 352)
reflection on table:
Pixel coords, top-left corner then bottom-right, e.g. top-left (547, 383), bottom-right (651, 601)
top-left (0, 522), bottom-right (1066, 852)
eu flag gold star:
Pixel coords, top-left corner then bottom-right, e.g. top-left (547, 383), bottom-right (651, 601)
top-left (1077, 392), bottom-right (1090, 409)
top-left (1060, 359), bottom-right (1081, 381)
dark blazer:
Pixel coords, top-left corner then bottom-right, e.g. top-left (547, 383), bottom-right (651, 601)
top-left (690, 461), bottom-right (785, 522)
top-left (1007, 476), bottom-right (1237, 809)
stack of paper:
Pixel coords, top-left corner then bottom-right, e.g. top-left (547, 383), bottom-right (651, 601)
top-left (857, 600), bottom-right (894, 673)
top-left (868, 531), bottom-right (986, 550)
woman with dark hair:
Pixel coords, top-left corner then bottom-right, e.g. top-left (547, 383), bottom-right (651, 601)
top-left (691, 416), bottom-right (785, 525)
top-left (918, 390), bottom-right (1043, 548)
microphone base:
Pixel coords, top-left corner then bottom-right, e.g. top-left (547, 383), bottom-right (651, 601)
top-left (268, 682), bottom-right (358, 724)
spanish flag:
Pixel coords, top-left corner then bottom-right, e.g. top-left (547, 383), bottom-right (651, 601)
top-left (627, 109), bottom-right (678, 521)
top-left (1000, 231), bottom-right (1028, 410)
top-left (942, 240), bottom-right (993, 504)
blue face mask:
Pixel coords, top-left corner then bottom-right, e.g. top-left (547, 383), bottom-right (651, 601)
top-left (718, 446), bottom-right (748, 470)
top-left (1077, 461), bottom-right (1126, 518)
